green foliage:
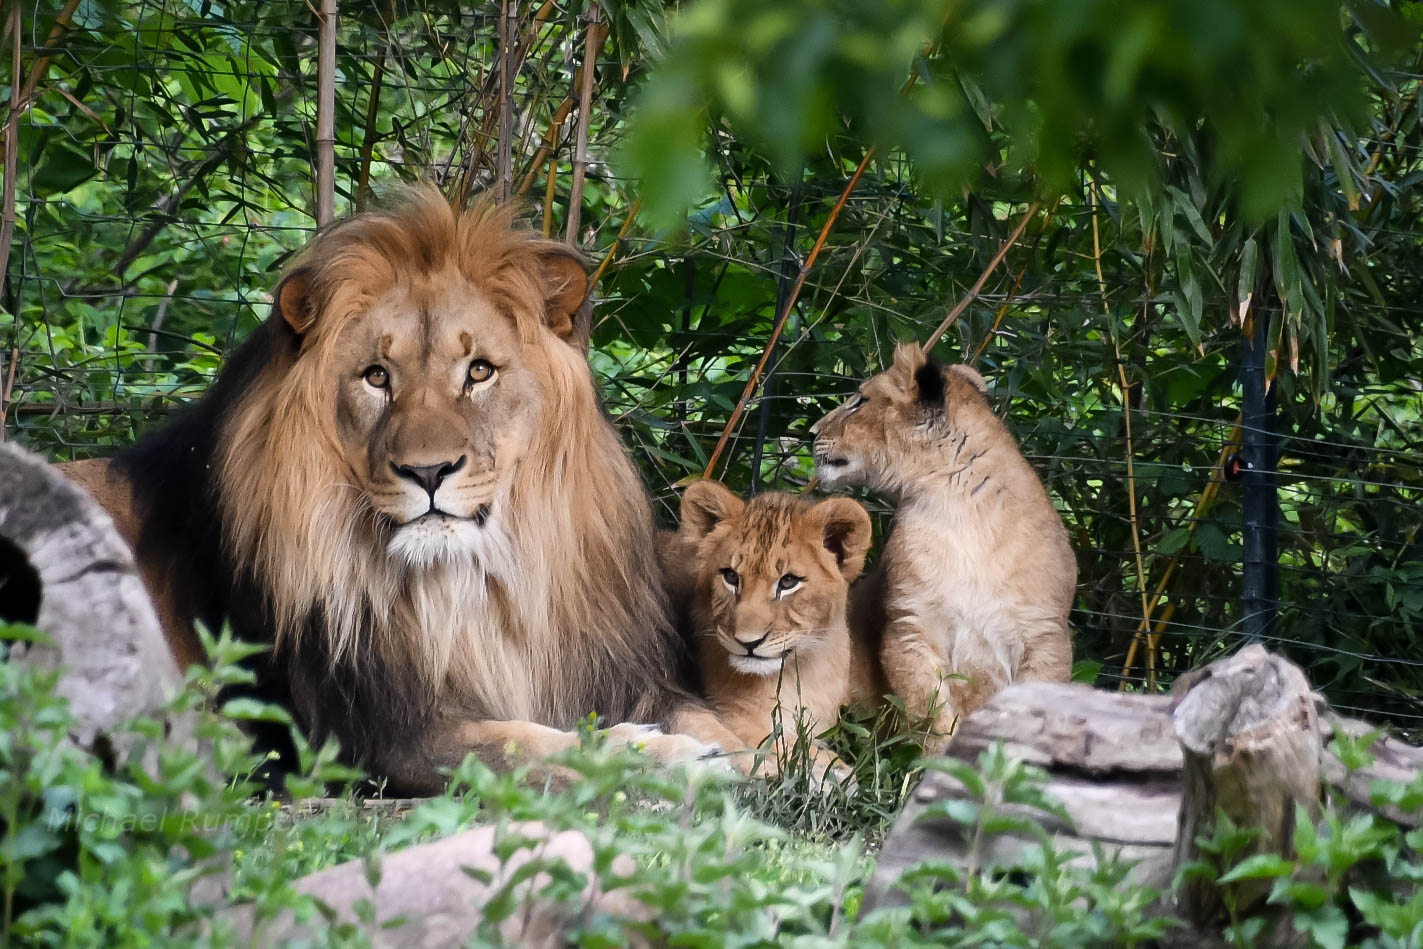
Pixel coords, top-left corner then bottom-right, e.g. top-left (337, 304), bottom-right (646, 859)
top-left (624, 0), bottom-right (1406, 223)
top-left (11, 616), bottom-right (1423, 946)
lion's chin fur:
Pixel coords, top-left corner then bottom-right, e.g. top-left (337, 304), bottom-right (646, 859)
top-left (727, 654), bottom-right (786, 677)
top-left (386, 513), bottom-right (487, 570)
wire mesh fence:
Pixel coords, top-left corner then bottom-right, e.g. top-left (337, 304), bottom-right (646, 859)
top-left (2, 1), bottom-right (1420, 732)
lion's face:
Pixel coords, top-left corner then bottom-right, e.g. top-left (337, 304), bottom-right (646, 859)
top-left (810, 342), bottom-right (987, 498)
top-left (327, 278), bottom-right (543, 567)
top-left (678, 483), bottom-right (870, 678)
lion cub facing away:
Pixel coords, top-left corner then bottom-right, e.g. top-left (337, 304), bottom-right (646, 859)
top-left (811, 342), bottom-right (1075, 745)
top-left (673, 481), bottom-right (881, 776)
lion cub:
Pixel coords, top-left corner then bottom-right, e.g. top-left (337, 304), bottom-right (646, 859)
top-left (811, 342), bottom-right (1075, 746)
top-left (674, 481), bottom-right (880, 777)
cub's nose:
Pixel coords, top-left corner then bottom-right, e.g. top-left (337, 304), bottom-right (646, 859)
top-left (735, 631), bottom-right (770, 654)
top-left (392, 456), bottom-right (466, 496)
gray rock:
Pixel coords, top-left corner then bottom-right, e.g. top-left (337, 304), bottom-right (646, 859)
top-left (228, 821), bottom-right (653, 947)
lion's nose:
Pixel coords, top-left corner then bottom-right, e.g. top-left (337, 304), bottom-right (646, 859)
top-left (735, 631), bottom-right (769, 654)
top-left (392, 456), bottom-right (466, 497)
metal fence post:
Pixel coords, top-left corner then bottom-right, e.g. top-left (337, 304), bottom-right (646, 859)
top-left (750, 178), bottom-right (802, 493)
top-left (1240, 307), bottom-right (1279, 643)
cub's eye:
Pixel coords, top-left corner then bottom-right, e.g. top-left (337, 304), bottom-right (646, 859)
top-left (363, 365), bottom-right (389, 389)
top-left (846, 393), bottom-right (866, 413)
top-left (720, 568), bottom-right (739, 589)
top-left (777, 574), bottom-right (803, 593)
top-left (467, 359), bottom-right (497, 385)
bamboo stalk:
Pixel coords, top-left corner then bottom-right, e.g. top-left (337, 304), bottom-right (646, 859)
top-left (0, 2), bottom-right (20, 301)
top-left (702, 149), bottom-right (874, 480)
top-left (315, 0), bottom-right (338, 227)
top-left (519, 97), bottom-right (573, 197)
top-left (1087, 182), bottom-right (1152, 684)
top-left (496, 0), bottom-right (516, 202)
top-left (580, 199), bottom-right (641, 306)
top-left (564, 2), bottom-right (602, 244)
top-left (458, 0), bottom-right (556, 201)
top-left (923, 202), bottom-right (1039, 351)
top-left (355, 0), bottom-right (395, 209)
top-left (1120, 420), bottom-right (1242, 688)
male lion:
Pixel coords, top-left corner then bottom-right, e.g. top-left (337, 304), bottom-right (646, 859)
top-left (810, 342), bottom-right (1075, 746)
top-left (62, 188), bottom-right (735, 792)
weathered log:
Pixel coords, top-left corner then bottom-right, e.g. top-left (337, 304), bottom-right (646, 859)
top-left (0, 442), bottom-right (183, 759)
top-left (866, 645), bottom-right (1423, 931)
top-left (1172, 644), bottom-right (1323, 927)
top-left (867, 683), bottom-right (1183, 908)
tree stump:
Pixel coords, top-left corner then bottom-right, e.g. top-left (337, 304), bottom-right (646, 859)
top-left (0, 442), bottom-right (183, 759)
top-left (1171, 644), bottom-right (1323, 926)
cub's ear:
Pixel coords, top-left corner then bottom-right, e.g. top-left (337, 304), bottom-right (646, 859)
top-left (680, 480), bottom-right (745, 540)
top-left (811, 497), bottom-right (872, 582)
top-left (888, 341), bottom-right (939, 404)
top-left (912, 356), bottom-right (946, 409)
top-left (536, 245), bottom-right (590, 346)
top-left (947, 363), bottom-right (988, 396)
top-left (272, 266), bottom-right (318, 336)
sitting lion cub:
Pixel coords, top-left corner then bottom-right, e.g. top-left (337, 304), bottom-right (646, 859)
top-left (811, 342), bottom-right (1075, 746)
top-left (674, 481), bottom-right (880, 777)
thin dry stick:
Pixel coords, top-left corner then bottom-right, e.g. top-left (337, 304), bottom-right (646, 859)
top-left (496, 0), bottom-right (515, 202)
top-left (355, 0), bottom-right (395, 208)
top-left (564, 2), bottom-right (602, 244)
top-left (8, 0), bottom-right (80, 118)
top-left (703, 37), bottom-right (945, 481)
top-left (0, 346), bottom-right (16, 442)
top-left (580, 199), bottom-right (641, 306)
top-left (1087, 182), bottom-right (1152, 684)
top-left (315, 0), bottom-right (338, 227)
top-left (702, 150), bottom-right (875, 479)
top-left (970, 197), bottom-right (1062, 363)
top-left (542, 150), bottom-right (559, 237)
top-left (923, 202), bottom-right (1040, 350)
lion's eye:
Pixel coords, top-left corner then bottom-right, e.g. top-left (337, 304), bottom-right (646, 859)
top-left (846, 393), bottom-right (866, 413)
top-left (363, 365), bottom-right (389, 389)
top-left (467, 359), bottom-right (497, 385)
top-left (777, 574), bottom-right (803, 593)
top-left (720, 568), bottom-right (739, 589)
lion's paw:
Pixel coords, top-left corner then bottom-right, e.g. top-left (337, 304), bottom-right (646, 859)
top-left (604, 723), bottom-right (730, 770)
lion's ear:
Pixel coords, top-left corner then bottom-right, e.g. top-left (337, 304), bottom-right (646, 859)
top-left (273, 266), bottom-right (317, 336)
top-left (537, 246), bottom-right (590, 346)
top-left (947, 363), bottom-right (989, 396)
top-left (812, 497), bottom-right (872, 582)
top-left (679, 480), bottom-right (744, 540)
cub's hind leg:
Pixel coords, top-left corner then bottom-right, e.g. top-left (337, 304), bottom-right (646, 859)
top-left (879, 619), bottom-right (959, 751)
